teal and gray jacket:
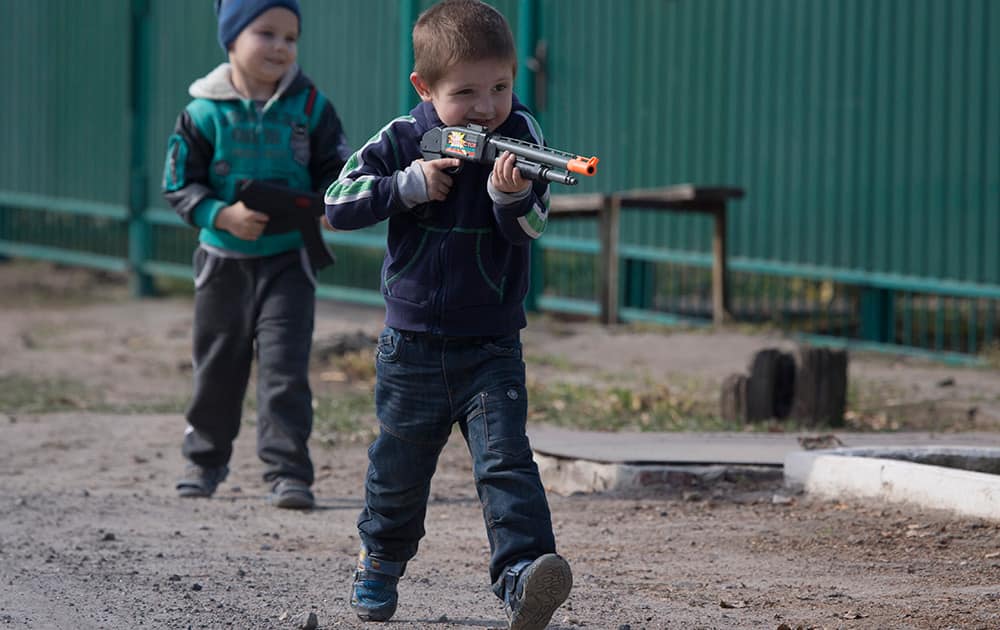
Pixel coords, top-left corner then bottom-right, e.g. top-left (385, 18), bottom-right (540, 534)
top-left (163, 63), bottom-right (349, 257)
top-left (324, 97), bottom-right (550, 336)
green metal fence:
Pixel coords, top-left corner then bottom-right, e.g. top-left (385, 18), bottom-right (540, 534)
top-left (1, 0), bottom-right (997, 362)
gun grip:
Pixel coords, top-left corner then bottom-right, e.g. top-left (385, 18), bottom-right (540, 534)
top-left (419, 127), bottom-right (443, 162)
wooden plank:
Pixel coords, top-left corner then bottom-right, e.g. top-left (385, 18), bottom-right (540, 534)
top-left (617, 184), bottom-right (745, 206)
top-left (791, 347), bottom-right (848, 427)
top-left (548, 193), bottom-right (607, 218)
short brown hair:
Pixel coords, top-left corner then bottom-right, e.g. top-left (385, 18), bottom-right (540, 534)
top-left (412, 0), bottom-right (517, 86)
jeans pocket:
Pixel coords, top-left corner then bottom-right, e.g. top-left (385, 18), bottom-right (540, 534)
top-left (297, 248), bottom-right (317, 288)
top-left (193, 247), bottom-right (219, 290)
top-left (473, 387), bottom-right (530, 457)
top-left (481, 334), bottom-right (522, 360)
top-left (376, 328), bottom-right (401, 363)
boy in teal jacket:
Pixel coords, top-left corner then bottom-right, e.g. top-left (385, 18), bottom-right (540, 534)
top-left (162, 0), bottom-right (349, 509)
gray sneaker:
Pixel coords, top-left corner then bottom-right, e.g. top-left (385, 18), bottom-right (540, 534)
top-left (176, 464), bottom-right (228, 498)
top-left (269, 477), bottom-right (315, 509)
top-left (503, 554), bottom-right (573, 630)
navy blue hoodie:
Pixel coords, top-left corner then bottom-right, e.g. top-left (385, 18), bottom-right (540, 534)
top-left (324, 98), bottom-right (550, 336)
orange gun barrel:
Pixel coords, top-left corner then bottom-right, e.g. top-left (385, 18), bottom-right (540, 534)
top-left (566, 156), bottom-right (599, 176)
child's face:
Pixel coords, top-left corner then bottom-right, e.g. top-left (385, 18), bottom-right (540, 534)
top-left (229, 7), bottom-right (299, 92)
top-left (411, 58), bottom-right (515, 131)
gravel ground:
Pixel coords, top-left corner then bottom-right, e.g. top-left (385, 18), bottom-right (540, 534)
top-left (2, 261), bottom-right (1000, 629)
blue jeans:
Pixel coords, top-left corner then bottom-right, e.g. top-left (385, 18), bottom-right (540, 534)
top-left (357, 326), bottom-right (556, 596)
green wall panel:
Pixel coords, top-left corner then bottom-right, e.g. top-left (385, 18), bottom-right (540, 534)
top-left (538, 0), bottom-right (999, 286)
top-left (1, 0), bottom-right (997, 290)
top-left (0, 0), bottom-right (129, 202)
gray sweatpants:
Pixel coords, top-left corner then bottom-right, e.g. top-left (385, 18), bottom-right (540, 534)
top-left (182, 246), bottom-right (316, 485)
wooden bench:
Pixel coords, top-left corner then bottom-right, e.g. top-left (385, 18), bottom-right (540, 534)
top-left (548, 184), bottom-right (745, 325)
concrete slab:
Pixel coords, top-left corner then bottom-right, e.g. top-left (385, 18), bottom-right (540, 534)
top-left (534, 453), bottom-right (781, 496)
top-left (528, 426), bottom-right (1000, 466)
top-left (530, 428), bottom-right (1000, 504)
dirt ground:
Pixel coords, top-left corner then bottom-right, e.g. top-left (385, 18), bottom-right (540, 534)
top-left (2, 262), bottom-right (1000, 630)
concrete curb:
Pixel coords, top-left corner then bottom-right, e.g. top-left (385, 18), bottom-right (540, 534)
top-left (784, 447), bottom-right (1000, 521)
top-left (534, 453), bottom-right (781, 496)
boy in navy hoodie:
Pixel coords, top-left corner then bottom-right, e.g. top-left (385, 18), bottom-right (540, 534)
top-left (324, 1), bottom-right (571, 627)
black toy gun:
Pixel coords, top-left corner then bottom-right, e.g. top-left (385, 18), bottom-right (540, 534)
top-left (419, 124), bottom-right (599, 186)
top-left (236, 179), bottom-right (335, 271)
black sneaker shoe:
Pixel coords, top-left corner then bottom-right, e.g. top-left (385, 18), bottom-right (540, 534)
top-left (503, 554), bottom-right (573, 630)
top-left (176, 464), bottom-right (228, 498)
top-left (268, 477), bottom-right (315, 509)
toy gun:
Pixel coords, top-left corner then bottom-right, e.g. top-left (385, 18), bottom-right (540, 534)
top-left (419, 124), bottom-right (599, 186)
top-left (237, 179), bottom-right (335, 271)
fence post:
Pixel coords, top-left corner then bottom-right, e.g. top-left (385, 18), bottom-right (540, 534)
top-left (860, 287), bottom-right (894, 343)
top-left (127, 0), bottom-right (154, 297)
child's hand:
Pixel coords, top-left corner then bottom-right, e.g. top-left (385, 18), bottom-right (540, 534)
top-left (215, 201), bottom-right (269, 241)
top-left (417, 157), bottom-right (461, 201)
top-left (491, 151), bottom-right (530, 194)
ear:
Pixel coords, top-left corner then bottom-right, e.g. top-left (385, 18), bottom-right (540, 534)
top-left (409, 72), bottom-right (433, 102)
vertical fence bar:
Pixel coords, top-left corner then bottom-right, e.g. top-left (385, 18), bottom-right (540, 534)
top-left (860, 286), bottom-right (893, 343)
top-left (902, 291), bottom-right (913, 346)
top-left (968, 298), bottom-right (978, 355)
top-left (399, 0), bottom-right (418, 115)
top-left (929, 295), bottom-right (938, 351)
top-left (917, 294), bottom-right (928, 349)
top-left (516, 0), bottom-right (542, 311)
top-left (128, 0), bottom-right (154, 296)
top-left (987, 300), bottom-right (997, 350)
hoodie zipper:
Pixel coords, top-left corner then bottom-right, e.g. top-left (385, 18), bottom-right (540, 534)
top-left (432, 229), bottom-right (450, 333)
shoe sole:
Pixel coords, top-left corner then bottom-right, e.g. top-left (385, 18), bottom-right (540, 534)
top-left (350, 583), bottom-right (397, 621)
top-left (509, 554), bottom-right (573, 630)
top-left (176, 467), bottom-right (227, 499)
top-left (353, 606), bottom-right (396, 622)
top-left (270, 493), bottom-right (315, 509)
top-left (176, 486), bottom-right (214, 498)
top-left (176, 480), bottom-right (221, 498)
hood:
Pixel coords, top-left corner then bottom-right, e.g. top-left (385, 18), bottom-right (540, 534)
top-left (188, 62), bottom-right (301, 109)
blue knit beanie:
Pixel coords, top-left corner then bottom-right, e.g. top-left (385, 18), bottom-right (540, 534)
top-left (214, 0), bottom-right (301, 51)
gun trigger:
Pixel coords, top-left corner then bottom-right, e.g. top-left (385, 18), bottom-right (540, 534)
top-left (445, 163), bottom-right (462, 175)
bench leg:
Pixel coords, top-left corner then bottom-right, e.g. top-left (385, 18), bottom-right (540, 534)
top-left (712, 204), bottom-right (731, 325)
top-left (599, 197), bottom-right (621, 325)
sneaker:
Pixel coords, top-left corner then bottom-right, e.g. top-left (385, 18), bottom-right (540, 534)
top-left (268, 477), bottom-right (315, 510)
top-left (350, 547), bottom-right (403, 622)
top-left (503, 554), bottom-right (573, 630)
top-left (176, 464), bottom-right (228, 498)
